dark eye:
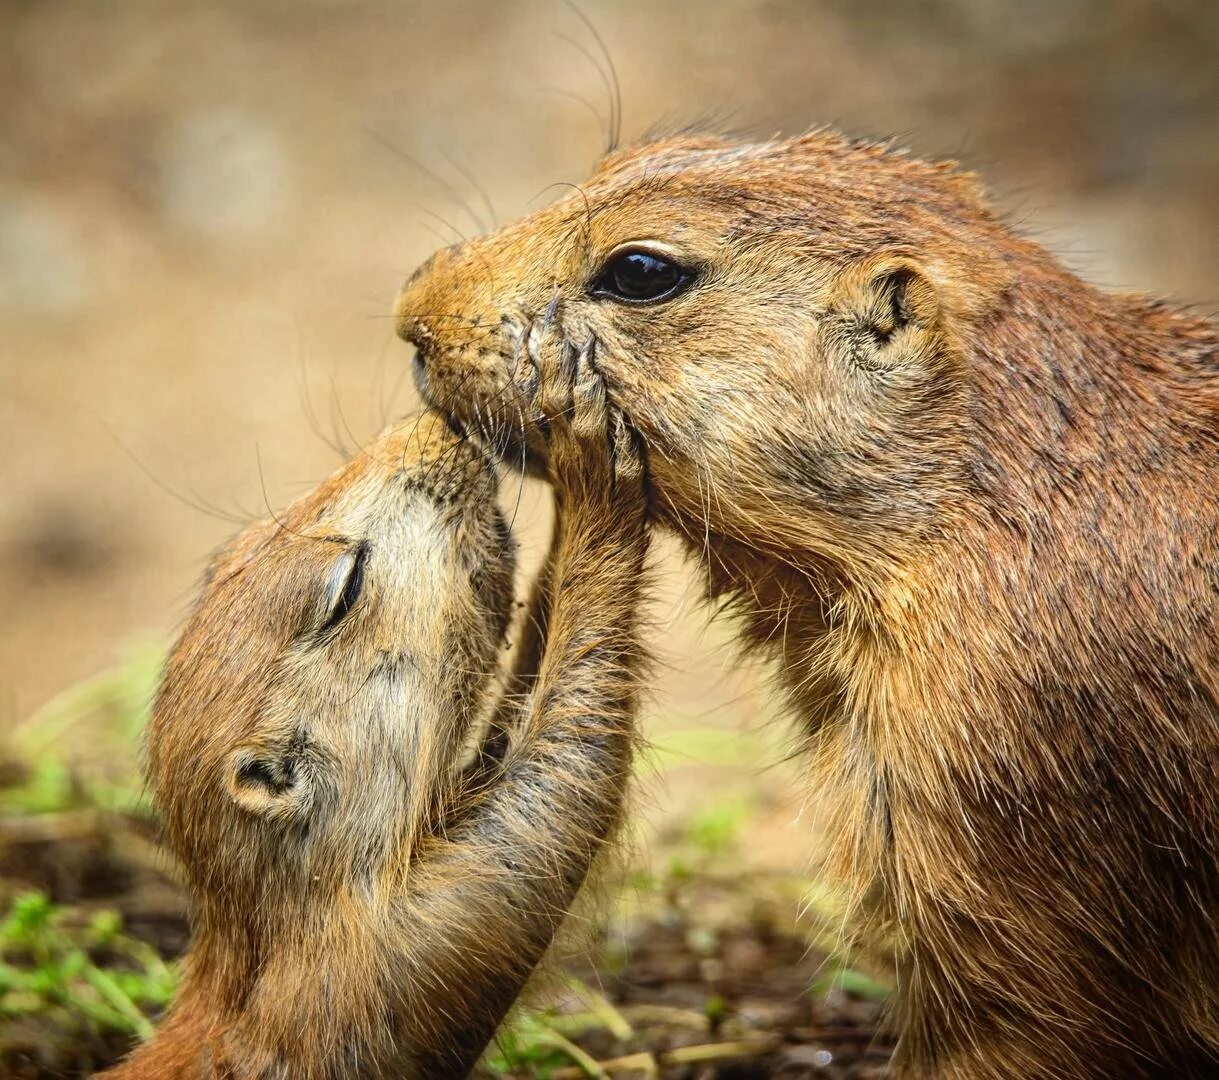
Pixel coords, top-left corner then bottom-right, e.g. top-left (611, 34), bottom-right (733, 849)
top-left (319, 542), bottom-right (369, 634)
top-left (592, 249), bottom-right (693, 304)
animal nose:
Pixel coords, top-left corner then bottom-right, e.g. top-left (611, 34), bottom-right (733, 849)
top-left (394, 242), bottom-right (464, 349)
top-left (394, 265), bottom-right (432, 350)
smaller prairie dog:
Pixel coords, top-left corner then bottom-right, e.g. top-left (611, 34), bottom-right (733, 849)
top-left (103, 388), bottom-right (649, 1077)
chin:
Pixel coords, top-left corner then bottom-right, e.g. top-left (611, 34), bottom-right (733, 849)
top-left (413, 361), bottom-right (550, 478)
top-left (477, 426), bottom-right (549, 480)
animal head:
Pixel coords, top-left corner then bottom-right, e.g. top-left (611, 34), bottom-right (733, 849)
top-left (396, 132), bottom-right (1017, 578)
top-left (147, 415), bottom-right (514, 921)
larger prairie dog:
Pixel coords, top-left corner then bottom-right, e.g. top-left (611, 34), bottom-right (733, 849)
top-left (396, 131), bottom-right (1219, 1078)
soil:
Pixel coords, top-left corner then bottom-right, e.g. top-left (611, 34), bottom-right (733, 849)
top-left (0, 801), bottom-right (891, 1080)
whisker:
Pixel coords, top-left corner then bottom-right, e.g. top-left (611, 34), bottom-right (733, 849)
top-left (554, 31), bottom-right (617, 155)
top-left (363, 126), bottom-right (487, 235)
top-left (367, 327), bottom-right (397, 434)
top-left (418, 216), bottom-right (466, 251)
top-left (254, 445), bottom-right (314, 541)
top-left (378, 349), bottom-right (413, 431)
top-left (104, 424), bottom-right (250, 527)
top-left (530, 180), bottom-right (595, 259)
top-left (323, 377), bottom-right (353, 458)
top-left (507, 398), bottom-right (531, 537)
top-left (294, 331), bottom-right (350, 461)
top-left (398, 409), bottom-right (432, 475)
top-left (439, 146), bottom-right (497, 232)
top-left (535, 87), bottom-right (609, 148)
top-left (364, 312), bottom-right (494, 336)
top-left (562, 0), bottom-right (622, 151)
top-left (421, 413), bottom-right (466, 486)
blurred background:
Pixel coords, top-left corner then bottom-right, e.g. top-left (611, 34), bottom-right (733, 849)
top-left (1, 1), bottom-right (1217, 1074)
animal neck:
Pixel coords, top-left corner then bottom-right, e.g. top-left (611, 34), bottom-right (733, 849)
top-left (107, 890), bottom-right (414, 1078)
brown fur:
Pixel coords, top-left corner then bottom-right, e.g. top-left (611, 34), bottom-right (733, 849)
top-left (101, 405), bottom-right (650, 1079)
top-left (395, 130), bottom-right (1219, 1078)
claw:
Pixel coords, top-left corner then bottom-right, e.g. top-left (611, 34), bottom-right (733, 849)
top-left (576, 334), bottom-right (597, 375)
top-left (570, 355), bottom-right (607, 445)
top-left (511, 330), bottom-right (537, 400)
top-left (558, 337), bottom-right (580, 386)
top-left (609, 410), bottom-right (643, 490)
top-left (526, 320), bottom-right (544, 372)
top-left (511, 315), bottom-right (646, 503)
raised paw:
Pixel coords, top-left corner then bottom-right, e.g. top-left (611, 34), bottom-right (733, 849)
top-left (514, 307), bottom-right (644, 505)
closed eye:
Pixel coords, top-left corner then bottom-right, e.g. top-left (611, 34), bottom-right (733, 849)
top-left (320, 542), bottom-right (369, 634)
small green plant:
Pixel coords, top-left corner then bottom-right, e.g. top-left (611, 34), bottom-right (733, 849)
top-left (703, 993), bottom-right (729, 1027)
top-left (482, 1010), bottom-right (605, 1077)
top-left (684, 798), bottom-right (750, 860)
top-left (1, 647), bottom-right (161, 819)
top-left (0, 891), bottom-right (176, 1038)
top-left (480, 977), bottom-right (633, 1078)
top-left (811, 962), bottom-right (891, 1003)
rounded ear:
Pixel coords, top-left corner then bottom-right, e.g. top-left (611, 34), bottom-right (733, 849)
top-left (226, 746), bottom-right (309, 819)
top-left (831, 255), bottom-right (946, 373)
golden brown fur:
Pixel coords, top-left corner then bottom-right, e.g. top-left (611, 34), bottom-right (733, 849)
top-left (395, 130), bottom-right (1219, 1078)
top-left (102, 403), bottom-right (650, 1079)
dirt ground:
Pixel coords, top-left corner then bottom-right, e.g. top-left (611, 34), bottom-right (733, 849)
top-left (0, 780), bottom-right (893, 1079)
top-left (4, 0), bottom-right (1219, 754)
top-left (0, 741), bottom-right (897, 1077)
top-left (2, 1), bottom-right (1217, 1075)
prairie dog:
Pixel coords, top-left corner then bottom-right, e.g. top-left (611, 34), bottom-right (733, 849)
top-left (396, 131), bottom-right (1219, 1078)
top-left (102, 397), bottom-right (650, 1078)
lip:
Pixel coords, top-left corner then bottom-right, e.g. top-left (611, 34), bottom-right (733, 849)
top-left (410, 349), bottom-right (551, 478)
top-left (412, 349), bottom-right (429, 398)
top-left (466, 425), bottom-right (549, 479)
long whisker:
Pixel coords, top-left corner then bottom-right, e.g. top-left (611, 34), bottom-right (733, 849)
top-left (292, 314), bottom-right (345, 460)
top-left (254, 445), bottom-right (315, 541)
top-left (421, 413), bottom-right (471, 487)
top-left (535, 87), bottom-right (609, 148)
top-left (507, 397), bottom-right (531, 536)
top-left (366, 326), bottom-right (398, 435)
top-left (397, 409), bottom-right (434, 475)
top-left (363, 127), bottom-right (487, 235)
top-left (554, 31), bottom-right (616, 155)
top-left (418, 217), bottom-right (466, 251)
top-left (439, 146), bottom-right (497, 232)
top-left (323, 376), bottom-right (353, 458)
top-left (562, 0), bottom-right (622, 151)
top-left (530, 180), bottom-right (595, 256)
top-left (413, 364), bottom-right (506, 486)
top-left (104, 423), bottom-right (250, 526)
top-left (377, 346), bottom-right (413, 431)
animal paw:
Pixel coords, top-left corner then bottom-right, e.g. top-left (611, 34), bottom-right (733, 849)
top-left (521, 314), bottom-right (644, 503)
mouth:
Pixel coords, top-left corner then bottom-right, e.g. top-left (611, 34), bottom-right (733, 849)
top-left (413, 353), bottom-right (549, 479)
top-left (411, 348), bottom-right (429, 398)
top-left (464, 423), bottom-right (549, 480)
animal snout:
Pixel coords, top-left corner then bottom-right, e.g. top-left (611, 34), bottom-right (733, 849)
top-left (394, 242), bottom-right (467, 350)
top-left (394, 271), bottom-right (433, 351)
